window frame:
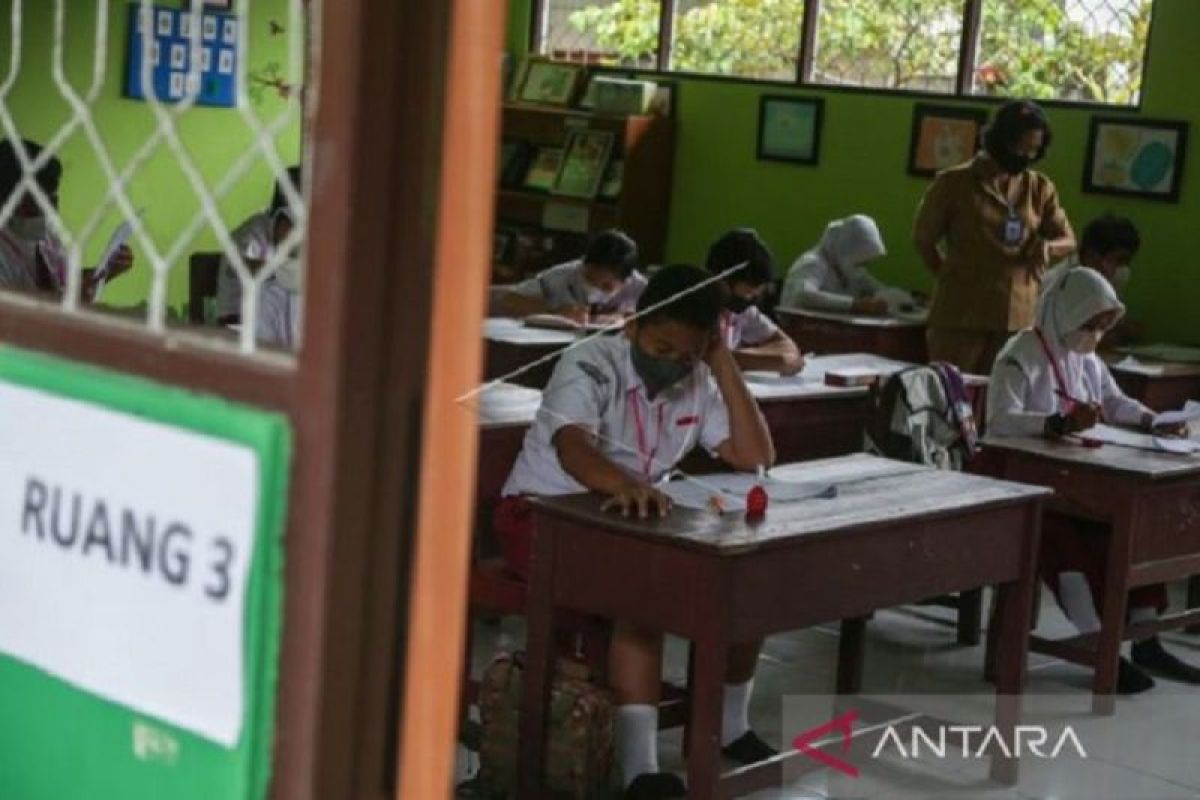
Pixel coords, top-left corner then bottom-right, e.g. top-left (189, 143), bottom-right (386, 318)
top-left (530, 0), bottom-right (1157, 111)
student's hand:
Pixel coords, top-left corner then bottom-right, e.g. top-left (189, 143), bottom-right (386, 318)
top-left (851, 296), bottom-right (889, 316)
top-left (106, 245), bottom-right (134, 279)
top-left (1150, 420), bottom-right (1190, 438)
top-left (554, 304), bottom-right (590, 324)
top-left (1064, 403), bottom-right (1101, 434)
top-left (601, 482), bottom-right (672, 519)
top-left (779, 351), bottom-right (806, 377)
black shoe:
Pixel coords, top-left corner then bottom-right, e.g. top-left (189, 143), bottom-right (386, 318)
top-left (1132, 637), bottom-right (1200, 685)
top-left (1117, 656), bottom-right (1156, 694)
top-left (721, 730), bottom-right (779, 766)
top-left (623, 772), bottom-right (686, 799)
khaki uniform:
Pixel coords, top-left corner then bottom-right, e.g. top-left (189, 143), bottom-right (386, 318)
top-left (915, 154), bottom-right (1073, 374)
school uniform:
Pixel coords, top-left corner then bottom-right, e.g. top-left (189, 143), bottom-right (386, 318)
top-left (915, 153), bottom-right (1074, 374)
top-left (508, 259), bottom-right (648, 315)
top-left (987, 267), bottom-right (1166, 619)
top-left (254, 277), bottom-right (302, 351)
top-left (719, 307), bottom-right (779, 351)
top-left (780, 215), bottom-right (894, 311)
top-left (215, 211), bottom-right (275, 322)
top-left (0, 226), bottom-right (69, 293)
top-left (497, 334), bottom-right (731, 577)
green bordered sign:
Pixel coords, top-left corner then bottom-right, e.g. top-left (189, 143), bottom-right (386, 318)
top-left (0, 346), bottom-right (290, 800)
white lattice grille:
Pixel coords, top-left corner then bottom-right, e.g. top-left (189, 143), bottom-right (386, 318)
top-left (0, 0), bottom-right (309, 356)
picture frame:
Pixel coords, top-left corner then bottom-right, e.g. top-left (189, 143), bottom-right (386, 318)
top-left (199, 0), bottom-right (233, 9)
top-left (1083, 116), bottom-right (1189, 203)
top-left (756, 95), bottom-right (824, 166)
top-left (552, 129), bottom-right (615, 199)
top-left (599, 159), bottom-right (624, 200)
top-left (907, 103), bottom-right (988, 178)
top-left (515, 57), bottom-right (584, 107)
top-left (523, 147), bottom-right (565, 192)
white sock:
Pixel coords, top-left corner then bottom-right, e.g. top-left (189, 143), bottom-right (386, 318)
top-left (615, 704), bottom-right (658, 788)
top-left (721, 679), bottom-right (754, 747)
top-left (1058, 572), bottom-right (1102, 635)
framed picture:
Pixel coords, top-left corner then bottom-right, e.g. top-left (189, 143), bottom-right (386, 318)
top-left (552, 129), bottom-right (615, 199)
top-left (907, 103), bottom-right (988, 178)
top-left (199, 0), bottom-right (233, 9)
top-left (523, 147), bottom-right (565, 192)
top-left (599, 159), bottom-right (624, 200)
top-left (1083, 116), bottom-right (1189, 203)
top-left (757, 95), bottom-right (824, 165)
top-left (516, 58), bottom-right (584, 107)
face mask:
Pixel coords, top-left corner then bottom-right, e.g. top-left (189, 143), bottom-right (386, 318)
top-left (8, 215), bottom-right (47, 242)
top-left (996, 150), bottom-right (1033, 175)
top-left (274, 258), bottom-right (303, 292)
top-left (630, 342), bottom-right (693, 396)
top-left (1111, 267), bottom-right (1131, 292)
top-left (585, 283), bottom-right (618, 306)
top-left (726, 295), bottom-right (754, 314)
top-left (1065, 329), bottom-right (1103, 355)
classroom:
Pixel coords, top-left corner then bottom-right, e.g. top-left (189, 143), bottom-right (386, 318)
top-left (1, 1), bottom-right (1199, 799)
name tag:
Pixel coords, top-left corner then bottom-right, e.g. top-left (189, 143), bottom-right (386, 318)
top-left (1002, 214), bottom-right (1025, 246)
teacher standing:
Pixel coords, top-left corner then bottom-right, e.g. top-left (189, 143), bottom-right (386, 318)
top-left (913, 100), bottom-right (1076, 375)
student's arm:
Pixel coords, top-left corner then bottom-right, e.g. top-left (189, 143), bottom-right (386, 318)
top-left (1098, 363), bottom-right (1160, 431)
top-left (733, 331), bottom-right (805, 375)
top-left (987, 358), bottom-right (1055, 438)
top-left (706, 340), bottom-right (775, 470)
top-left (554, 427), bottom-right (671, 518)
top-left (913, 176), bottom-right (950, 275)
top-left (495, 283), bottom-right (589, 322)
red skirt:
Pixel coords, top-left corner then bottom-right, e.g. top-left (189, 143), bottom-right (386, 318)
top-left (493, 496), bottom-right (535, 582)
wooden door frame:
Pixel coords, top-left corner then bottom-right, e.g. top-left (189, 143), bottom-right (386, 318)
top-left (0, 0), bottom-right (502, 797)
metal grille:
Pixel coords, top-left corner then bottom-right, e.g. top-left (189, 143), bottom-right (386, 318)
top-left (0, 0), bottom-right (309, 356)
top-left (810, 0), bottom-right (963, 92)
top-left (973, 0), bottom-right (1152, 105)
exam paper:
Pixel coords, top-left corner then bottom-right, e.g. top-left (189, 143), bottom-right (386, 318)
top-left (91, 215), bottom-right (138, 302)
top-left (661, 473), bottom-right (838, 514)
top-left (1153, 400), bottom-right (1200, 428)
top-left (1076, 423), bottom-right (1200, 455)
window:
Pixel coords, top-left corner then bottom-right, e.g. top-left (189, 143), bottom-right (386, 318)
top-left (532, 0), bottom-right (1155, 106)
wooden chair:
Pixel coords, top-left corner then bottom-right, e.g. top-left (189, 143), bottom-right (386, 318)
top-left (188, 252), bottom-right (222, 325)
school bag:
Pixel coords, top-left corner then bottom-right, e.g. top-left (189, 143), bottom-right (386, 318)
top-left (473, 651), bottom-right (615, 799)
top-left (870, 362), bottom-right (978, 471)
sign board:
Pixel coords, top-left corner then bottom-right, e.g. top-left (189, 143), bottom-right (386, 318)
top-left (0, 347), bottom-right (290, 800)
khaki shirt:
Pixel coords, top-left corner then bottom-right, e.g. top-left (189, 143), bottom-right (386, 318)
top-left (914, 154), bottom-right (1073, 332)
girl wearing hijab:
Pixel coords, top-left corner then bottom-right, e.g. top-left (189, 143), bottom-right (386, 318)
top-left (988, 266), bottom-right (1199, 694)
top-left (0, 138), bottom-right (134, 299)
top-left (254, 208), bottom-right (303, 351)
top-left (780, 214), bottom-right (908, 314)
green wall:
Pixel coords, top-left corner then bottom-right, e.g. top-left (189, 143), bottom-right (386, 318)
top-left (510, 0), bottom-right (1200, 344)
top-left (0, 1), bottom-right (301, 312)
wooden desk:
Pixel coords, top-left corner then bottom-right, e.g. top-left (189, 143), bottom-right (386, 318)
top-left (982, 435), bottom-right (1200, 713)
top-left (482, 319), bottom-right (578, 389)
top-left (778, 307), bottom-right (928, 363)
top-left (517, 455), bottom-right (1047, 798)
top-left (1107, 356), bottom-right (1200, 413)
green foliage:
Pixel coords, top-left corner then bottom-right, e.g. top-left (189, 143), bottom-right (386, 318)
top-left (564, 0), bottom-right (1152, 104)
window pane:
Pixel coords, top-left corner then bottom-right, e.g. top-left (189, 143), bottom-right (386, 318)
top-left (536, 0), bottom-right (661, 68)
top-left (670, 0), bottom-right (805, 81)
top-left (973, 0), bottom-right (1153, 105)
top-left (810, 0), bottom-right (963, 92)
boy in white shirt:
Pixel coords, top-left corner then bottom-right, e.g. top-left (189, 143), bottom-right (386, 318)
top-left (781, 214), bottom-right (907, 314)
top-left (704, 228), bottom-right (804, 376)
top-left (988, 266), bottom-right (1198, 694)
top-left (495, 229), bottom-right (647, 323)
top-left (497, 265), bottom-right (777, 798)
top-left (1042, 214), bottom-right (1141, 344)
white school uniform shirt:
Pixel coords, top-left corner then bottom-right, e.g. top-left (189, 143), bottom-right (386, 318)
top-left (509, 259), bottom-right (648, 314)
top-left (215, 211), bottom-right (275, 319)
top-left (988, 266), bottom-right (1149, 438)
top-left (501, 335), bottom-right (732, 497)
top-left (254, 279), bottom-right (302, 351)
top-left (0, 226), bottom-right (69, 293)
top-left (780, 215), bottom-right (891, 311)
top-left (719, 306), bottom-right (779, 350)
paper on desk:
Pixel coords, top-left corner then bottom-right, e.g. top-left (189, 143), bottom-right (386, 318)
top-left (1111, 355), bottom-right (1166, 376)
top-left (661, 473), bottom-right (838, 514)
top-left (91, 214), bottom-right (139, 302)
top-left (1076, 423), bottom-right (1200, 455)
top-left (524, 313), bottom-right (615, 333)
top-left (1153, 400), bottom-right (1200, 428)
top-left (1120, 343), bottom-right (1200, 365)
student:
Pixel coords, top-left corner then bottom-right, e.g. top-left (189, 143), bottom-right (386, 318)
top-left (0, 138), bottom-right (134, 299)
top-left (215, 166), bottom-right (302, 324)
top-left (705, 228), bottom-right (805, 376)
top-left (988, 266), bottom-right (1198, 693)
top-left (780, 214), bottom-right (901, 314)
top-left (495, 229), bottom-right (646, 322)
top-left (1043, 214), bottom-right (1141, 342)
top-left (254, 209), bottom-right (302, 350)
top-left (497, 265), bottom-right (778, 798)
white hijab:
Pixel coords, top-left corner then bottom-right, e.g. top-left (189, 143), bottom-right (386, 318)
top-left (1036, 266), bottom-right (1125, 354)
top-left (813, 214), bottom-right (886, 273)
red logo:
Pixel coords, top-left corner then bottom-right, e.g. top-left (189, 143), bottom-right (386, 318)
top-left (676, 415), bottom-right (700, 427)
top-left (791, 710), bottom-right (860, 778)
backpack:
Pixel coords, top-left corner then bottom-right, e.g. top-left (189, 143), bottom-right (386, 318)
top-left (473, 651), bottom-right (615, 799)
top-left (870, 363), bottom-right (978, 471)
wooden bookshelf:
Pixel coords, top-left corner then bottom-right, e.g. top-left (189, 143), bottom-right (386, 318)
top-left (496, 103), bottom-right (675, 276)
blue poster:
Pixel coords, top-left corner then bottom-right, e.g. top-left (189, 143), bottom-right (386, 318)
top-left (124, 4), bottom-right (239, 108)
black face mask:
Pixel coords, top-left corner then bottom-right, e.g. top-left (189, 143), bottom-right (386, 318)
top-left (996, 150), bottom-right (1034, 175)
top-left (630, 342), bottom-right (693, 397)
top-left (726, 295), bottom-right (755, 313)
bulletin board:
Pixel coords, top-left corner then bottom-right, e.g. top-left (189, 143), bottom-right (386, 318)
top-left (124, 4), bottom-right (240, 107)
top-left (0, 346), bottom-right (291, 800)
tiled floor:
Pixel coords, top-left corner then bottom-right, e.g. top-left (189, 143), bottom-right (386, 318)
top-left (457, 584), bottom-right (1200, 799)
